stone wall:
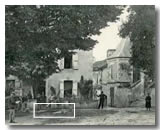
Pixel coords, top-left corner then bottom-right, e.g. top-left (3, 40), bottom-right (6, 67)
top-left (102, 83), bottom-right (131, 107)
top-left (114, 87), bottom-right (130, 107)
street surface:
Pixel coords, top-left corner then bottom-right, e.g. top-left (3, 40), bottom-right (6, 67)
top-left (6, 107), bottom-right (155, 125)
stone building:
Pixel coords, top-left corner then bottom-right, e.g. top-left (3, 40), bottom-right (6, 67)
top-left (5, 75), bottom-right (22, 96)
top-left (5, 75), bottom-right (35, 98)
top-left (93, 37), bottom-right (146, 107)
top-left (45, 50), bottom-right (94, 100)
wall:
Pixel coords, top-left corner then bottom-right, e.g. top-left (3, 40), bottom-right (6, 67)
top-left (114, 87), bottom-right (130, 107)
top-left (93, 70), bottom-right (102, 85)
top-left (102, 83), bottom-right (131, 107)
top-left (130, 82), bottom-right (144, 101)
top-left (102, 58), bottom-right (118, 84)
top-left (46, 50), bottom-right (94, 99)
top-left (102, 83), bottom-right (119, 106)
top-left (117, 58), bottom-right (132, 82)
top-left (129, 72), bottom-right (145, 102)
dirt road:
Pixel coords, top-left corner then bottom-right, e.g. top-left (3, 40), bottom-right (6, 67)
top-left (6, 107), bottom-right (155, 125)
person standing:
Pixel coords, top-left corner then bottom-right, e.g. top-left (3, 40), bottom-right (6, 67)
top-left (9, 92), bottom-right (16, 123)
top-left (97, 91), bottom-right (107, 109)
top-left (145, 93), bottom-right (151, 111)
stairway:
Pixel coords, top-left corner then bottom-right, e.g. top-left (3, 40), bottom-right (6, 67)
top-left (129, 96), bottom-right (145, 107)
top-left (129, 80), bottom-right (145, 107)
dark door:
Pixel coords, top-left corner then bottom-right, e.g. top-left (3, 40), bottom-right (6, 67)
top-left (110, 87), bottom-right (114, 107)
top-left (64, 80), bottom-right (73, 98)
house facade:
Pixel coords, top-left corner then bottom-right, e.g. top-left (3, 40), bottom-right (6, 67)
top-left (93, 37), bottom-right (144, 107)
top-left (5, 75), bottom-right (22, 97)
top-left (45, 50), bottom-right (94, 100)
top-left (5, 75), bottom-right (35, 98)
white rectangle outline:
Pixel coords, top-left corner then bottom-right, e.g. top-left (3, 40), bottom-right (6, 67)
top-left (33, 103), bottom-right (75, 119)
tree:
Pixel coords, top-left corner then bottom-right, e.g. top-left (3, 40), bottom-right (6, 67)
top-left (6, 5), bottom-right (123, 97)
top-left (119, 6), bottom-right (155, 80)
top-left (79, 76), bottom-right (93, 100)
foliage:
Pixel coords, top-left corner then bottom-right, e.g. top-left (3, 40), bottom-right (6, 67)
top-left (79, 76), bottom-right (93, 99)
top-left (6, 5), bottom-right (123, 96)
top-left (119, 6), bottom-right (155, 80)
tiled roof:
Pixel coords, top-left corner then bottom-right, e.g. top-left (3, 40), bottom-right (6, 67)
top-left (93, 59), bottom-right (107, 71)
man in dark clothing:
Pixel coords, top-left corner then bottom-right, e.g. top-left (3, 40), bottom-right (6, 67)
top-left (9, 92), bottom-right (16, 123)
top-left (97, 91), bottom-right (107, 109)
top-left (145, 93), bottom-right (151, 111)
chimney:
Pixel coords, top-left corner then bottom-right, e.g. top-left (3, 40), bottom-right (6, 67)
top-left (107, 49), bottom-right (116, 58)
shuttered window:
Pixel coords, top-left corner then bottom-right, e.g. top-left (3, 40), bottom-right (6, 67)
top-left (59, 81), bottom-right (64, 98)
top-left (72, 81), bottom-right (78, 96)
top-left (72, 53), bottom-right (78, 70)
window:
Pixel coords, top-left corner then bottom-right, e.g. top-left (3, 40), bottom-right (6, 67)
top-left (64, 55), bottom-right (72, 69)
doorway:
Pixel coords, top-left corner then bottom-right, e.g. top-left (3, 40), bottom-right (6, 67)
top-left (64, 80), bottom-right (73, 98)
top-left (110, 87), bottom-right (114, 107)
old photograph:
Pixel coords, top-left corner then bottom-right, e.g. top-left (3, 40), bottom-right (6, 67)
top-left (5, 5), bottom-right (155, 125)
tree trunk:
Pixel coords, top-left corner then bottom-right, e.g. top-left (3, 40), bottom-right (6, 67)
top-left (32, 79), bottom-right (39, 99)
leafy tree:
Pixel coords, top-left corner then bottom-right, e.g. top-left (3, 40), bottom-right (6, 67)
top-left (79, 76), bottom-right (93, 100)
top-left (119, 6), bottom-right (155, 80)
top-left (6, 5), bottom-right (123, 97)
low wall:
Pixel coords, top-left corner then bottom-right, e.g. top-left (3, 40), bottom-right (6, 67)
top-left (114, 87), bottom-right (130, 107)
top-left (102, 83), bottom-right (131, 107)
top-left (130, 82), bottom-right (144, 102)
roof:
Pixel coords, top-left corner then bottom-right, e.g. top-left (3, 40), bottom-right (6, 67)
top-left (93, 59), bottom-right (107, 71)
top-left (107, 37), bottom-right (132, 60)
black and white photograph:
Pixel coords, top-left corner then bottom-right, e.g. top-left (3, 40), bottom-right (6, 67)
top-left (5, 5), bottom-right (156, 126)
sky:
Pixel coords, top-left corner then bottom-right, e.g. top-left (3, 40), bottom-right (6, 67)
top-left (92, 7), bottom-right (129, 61)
